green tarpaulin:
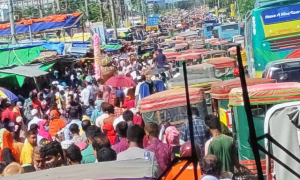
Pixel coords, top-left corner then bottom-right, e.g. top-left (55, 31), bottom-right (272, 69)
top-left (0, 46), bottom-right (44, 68)
top-left (100, 45), bottom-right (122, 50)
top-left (0, 73), bottom-right (25, 87)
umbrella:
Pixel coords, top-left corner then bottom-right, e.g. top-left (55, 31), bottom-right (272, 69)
top-left (0, 87), bottom-right (18, 102)
top-left (105, 76), bottom-right (136, 87)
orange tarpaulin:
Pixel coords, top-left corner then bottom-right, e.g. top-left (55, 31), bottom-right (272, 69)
top-left (0, 12), bottom-right (82, 30)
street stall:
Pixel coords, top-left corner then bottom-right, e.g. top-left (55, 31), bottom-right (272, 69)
top-left (205, 58), bottom-right (236, 80)
top-left (210, 78), bottom-right (276, 134)
top-left (139, 88), bottom-right (208, 125)
top-left (228, 82), bottom-right (300, 174)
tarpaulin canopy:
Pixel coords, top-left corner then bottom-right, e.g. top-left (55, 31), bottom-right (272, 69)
top-left (3, 159), bottom-right (157, 180)
top-left (229, 82), bottom-right (300, 106)
top-left (0, 65), bottom-right (49, 77)
top-left (0, 12), bottom-right (83, 36)
top-left (0, 72), bottom-right (25, 87)
top-left (211, 78), bottom-right (276, 99)
top-left (101, 45), bottom-right (122, 52)
top-left (139, 88), bottom-right (205, 113)
top-left (0, 46), bottom-right (44, 68)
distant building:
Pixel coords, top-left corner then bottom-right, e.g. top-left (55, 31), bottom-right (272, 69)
top-left (146, 0), bottom-right (165, 9)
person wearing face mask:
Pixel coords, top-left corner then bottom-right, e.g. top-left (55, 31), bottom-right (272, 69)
top-left (40, 141), bottom-right (64, 169)
top-left (37, 119), bottom-right (52, 145)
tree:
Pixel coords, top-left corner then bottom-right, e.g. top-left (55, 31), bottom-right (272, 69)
top-left (238, 0), bottom-right (256, 17)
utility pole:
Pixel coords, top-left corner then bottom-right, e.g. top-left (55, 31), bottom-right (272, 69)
top-left (85, 0), bottom-right (89, 21)
top-left (8, 0), bottom-right (16, 44)
top-left (140, 0), bottom-right (144, 23)
top-left (109, 0), bottom-right (118, 39)
top-left (99, 0), bottom-right (103, 22)
top-left (56, 0), bottom-right (60, 12)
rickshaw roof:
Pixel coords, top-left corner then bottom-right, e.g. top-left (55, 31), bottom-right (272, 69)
top-left (164, 52), bottom-right (181, 57)
top-left (229, 82), bottom-right (300, 106)
top-left (202, 50), bottom-right (227, 55)
top-left (183, 49), bottom-right (209, 53)
top-left (139, 88), bottom-right (205, 113)
top-left (176, 52), bottom-right (202, 61)
top-left (206, 58), bottom-right (236, 68)
top-left (204, 57), bottom-right (235, 62)
top-left (211, 78), bottom-right (276, 99)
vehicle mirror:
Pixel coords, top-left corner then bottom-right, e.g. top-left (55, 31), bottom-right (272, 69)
top-left (279, 73), bottom-right (288, 81)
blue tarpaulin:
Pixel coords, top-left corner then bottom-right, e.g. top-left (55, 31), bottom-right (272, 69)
top-left (0, 14), bottom-right (82, 37)
top-left (42, 43), bottom-right (64, 55)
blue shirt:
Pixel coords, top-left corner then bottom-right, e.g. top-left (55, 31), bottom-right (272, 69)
top-left (139, 83), bottom-right (150, 99)
top-left (64, 119), bottom-right (82, 141)
top-left (154, 80), bottom-right (165, 92)
top-left (156, 53), bottom-right (167, 68)
top-left (180, 117), bottom-right (209, 155)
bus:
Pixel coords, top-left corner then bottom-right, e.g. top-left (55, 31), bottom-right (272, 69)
top-left (245, 0), bottom-right (300, 77)
top-left (212, 23), bottom-right (240, 41)
top-left (202, 20), bottom-right (219, 38)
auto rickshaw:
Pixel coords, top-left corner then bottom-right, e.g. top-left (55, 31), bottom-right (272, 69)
top-left (205, 58), bottom-right (236, 80)
top-left (175, 52), bottom-right (203, 66)
top-left (228, 82), bottom-right (300, 174)
top-left (168, 63), bottom-right (221, 106)
top-left (139, 88), bottom-right (208, 125)
top-left (201, 50), bottom-right (228, 60)
top-left (210, 78), bottom-right (276, 134)
top-left (174, 43), bottom-right (189, 52)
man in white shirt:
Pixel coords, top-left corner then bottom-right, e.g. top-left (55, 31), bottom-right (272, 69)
top-left (80, 84), bottom-right (92, 107)
top-left (117, 125), bottom-right (160, 178)
top-left (28, 109), bottom-right (43, 130)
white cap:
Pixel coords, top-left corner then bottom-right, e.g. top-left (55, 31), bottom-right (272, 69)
top-left (31, 109), bottom-right (38, 116)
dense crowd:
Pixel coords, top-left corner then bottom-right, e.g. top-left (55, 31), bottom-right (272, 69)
top-left (0, 41), bottom-right (240, 179)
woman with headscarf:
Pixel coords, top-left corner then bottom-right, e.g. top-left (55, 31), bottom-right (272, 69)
top-left (165, 126), bottom-right (180, 156)
top-left (0, 130), bottom-right (20, 163)
top-left (38, 120), bottom-right (52, 143)
top-left (49, 109), bottom-right (66, 139)
top-left (91, 92), bottom-right (104, 124)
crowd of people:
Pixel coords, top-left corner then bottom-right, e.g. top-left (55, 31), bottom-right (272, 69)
top-left (0, 37), bottom-right (240, 179)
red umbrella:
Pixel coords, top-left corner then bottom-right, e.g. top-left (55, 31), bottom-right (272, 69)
top-left (105, 76), bottom-right (136, 87)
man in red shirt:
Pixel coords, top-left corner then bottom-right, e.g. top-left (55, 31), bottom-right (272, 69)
top-left (2, 102), bottom-right (16, 122)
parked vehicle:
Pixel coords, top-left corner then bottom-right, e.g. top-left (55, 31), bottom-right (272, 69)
top-left (262, 58), bottom-right (300, 82)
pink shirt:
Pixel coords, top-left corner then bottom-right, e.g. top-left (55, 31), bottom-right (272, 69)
top-left (112, 137), bottom-right (129, 154)
top-left (133, 115), bottom-right (144, 127)
top-left (145, 138), bottom-right (172, 173)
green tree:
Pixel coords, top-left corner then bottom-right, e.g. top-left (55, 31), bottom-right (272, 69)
top-left (238, 0), bottom-right (256, 17)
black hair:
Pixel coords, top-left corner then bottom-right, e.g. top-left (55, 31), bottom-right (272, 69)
top-left (69, 123), bottom-right (80, 135)
top-left (69, 108), bottom-right (79, 119)
top-left (205, 114), bottom-right (221, 130)
top-left (26, 129), bottom-right (37, 137)
top-left (96, 147), bottom-right (117, 162)
top-left (141, 75), bottom-right (146, 81)
top-left (43, 114), bottom-right (49, 120)
top-left (40, 141), bottom-right (64, 161)
top-left (89, 99), bottom-right (94, 107)
top-left (191, 107), bottom-right (200, 117)
top-left (86, 125), bottom-right (101, 139)
top-left (201, 155), bottom-right (222, 177)
top-left (102, 104), bottom-right (114, 114)
top-left (82, 120), bottom-right (91, 132)
top-left (127, 125), bottom-right (145, 145)
top-left (66, 144), bottom-right (82, 164)
top-left (1, 148), bottom-right (16, 166)
top-left (122, 110), bottom-right (134, 122)
top-left (91, 134), bottom-right (111, 151)
top-left (116, 121), bottom-right (128, 138)
top-left (29, 124), bottom-right (39, 131)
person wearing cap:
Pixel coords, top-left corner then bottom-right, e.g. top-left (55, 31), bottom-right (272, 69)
top-left (49, 108), bottom-right (66, 138)
top-left (164, 141), bottom-right (202, 180)
top-left (13, 102), bottom-right (22, 119)
top-left (27, 109), bottom-right (42, 131)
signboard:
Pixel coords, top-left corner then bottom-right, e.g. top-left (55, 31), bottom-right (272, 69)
top-left (261, 5), bottom-right (300, 25)
top-left (147, 17), bottom-right (159, 26)
top-left (262, 5), bottom-right (300, 38)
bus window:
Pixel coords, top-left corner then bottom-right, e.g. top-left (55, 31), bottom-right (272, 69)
top-left (212, 29), bottom-right (219, 38)
top-left (221, 24), bottom-right (239, 31)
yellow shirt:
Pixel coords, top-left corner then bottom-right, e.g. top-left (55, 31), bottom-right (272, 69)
top-left (20, 142), bottom-right (34, 165)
